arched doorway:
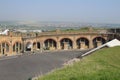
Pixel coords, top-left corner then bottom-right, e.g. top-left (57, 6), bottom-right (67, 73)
top-left (76, 38), bottom-right (89, 49)
top-left (33, 42), bottom-right (41, 50)
top-left (44, 39), bottom-right (57, 50)
top-left (37, 42), bottom-right (40, 50)
top-left (93, 37), bottom-right (106, 48)
top-left (13, 42), bottom-right (22, 53)
top-left (60, 38), bottom-right (73, 50)
top-left (0, 42), bottom-right (9, 55)
top-left (26, 42), bottom-right (32, 51)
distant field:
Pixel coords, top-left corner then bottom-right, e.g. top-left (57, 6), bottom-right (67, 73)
top-left (38, 46), bottom-right (120, 80)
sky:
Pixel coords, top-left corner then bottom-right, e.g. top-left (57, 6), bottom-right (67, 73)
top-left (0, 0), bottom-right (120, 24)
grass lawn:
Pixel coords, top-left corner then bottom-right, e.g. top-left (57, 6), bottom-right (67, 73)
top-left (38, 46), bottom-right (120, 80)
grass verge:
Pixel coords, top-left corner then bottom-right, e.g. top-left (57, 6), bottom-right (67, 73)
top-left (37, 46), bottom-right (120, 80)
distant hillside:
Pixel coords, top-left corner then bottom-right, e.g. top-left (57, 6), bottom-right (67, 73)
top-left (38, 46), bottom-right (120, 80)
top-left (0, 21), bottom-right (120, 31)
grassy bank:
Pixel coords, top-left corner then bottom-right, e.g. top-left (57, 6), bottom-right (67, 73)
top-left (38, 46), bottom-right (120, 80)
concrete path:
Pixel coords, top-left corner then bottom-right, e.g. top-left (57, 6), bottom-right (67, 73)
top-left (0, 50), bottom-right (86, 80)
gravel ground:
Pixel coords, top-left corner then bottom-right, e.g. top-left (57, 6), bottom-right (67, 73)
top-left (0, 50), bottom-right (87, 80)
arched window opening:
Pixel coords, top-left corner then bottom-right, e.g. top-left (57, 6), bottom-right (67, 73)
top-left (60, 38), bottom-right (73, 50)
top-left (93, 37), bottom-right (106, 48)
top-left (44, 39), bottom-right (57, 50)
top-left (1, 42), bottom-right (9, 55)
top-left (13, 42), bottom-right (22, 53)
top-left (26, 42), bottom-right (32, 51)
top-left (37, 42), bottom-right (40, 49)
top-left (76, 38), bottom-right (89, 49)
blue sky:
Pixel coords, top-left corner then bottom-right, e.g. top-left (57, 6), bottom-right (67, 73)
top-left (0, 0), bottom-right (120, 23)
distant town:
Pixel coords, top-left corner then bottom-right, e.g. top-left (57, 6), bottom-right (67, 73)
top-left (0, 21), bottom-right (120, 31)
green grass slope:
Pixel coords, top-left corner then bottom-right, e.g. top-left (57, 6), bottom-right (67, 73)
top-left (38, 46), bottom-right (120, 80)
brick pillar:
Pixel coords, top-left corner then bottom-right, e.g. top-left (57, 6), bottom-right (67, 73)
top-left (73, 40), bottom-right (77, 49)
top-left (18, 43), bottom-right (20, 53)
top-left (89, 40), bottom-right (93, 49)
top-left (9, 42), bottom-right (13, 55)
top-left (33, 43), bottom-right (35, 50)
top-left (0, 45), bottom-right (1, 55)
top-left (57, 41), bottom-right (61, 50)
top-left (31, 43), bottom-right (33, 51)
top-left (40, 41), bottom-right (44, 52)
top-left (23, 41), bottom-right (26, 52)
top-left (73, 37), bottom-right (77, 49)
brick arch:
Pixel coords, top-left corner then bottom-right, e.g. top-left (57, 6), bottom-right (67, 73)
top-left (76, 37), bottom-right (90, 42)
top-left (59, 37), bottom-right (73, 42)
top-left (33, 41), bottom-right (37, 44)
top-left (32, 40), bottom-right (41, 49)
top-left (93, 36), bottom-right (106, 48)
top-left (32, 39), bottom-right (37, 43)
top-left (60, 38), bottom-right (73, 50)
top-left (25, 40), bottom-right (33, 44)
top-left (25, 41), bottom-right (33, 51)
top-left (12, 41), bottom-right (22, 53)
top-left (0, 41), bottom-right (10, 46)
top-left (12, 41), bottom-right (22, 46)
top-left (43, 38), bottom-right (57, 43)
top-left (44, 38), bottom-right (57, 50)
top-left (76, 37), bottom-right (89, 49)
top-left (0, 41), bottom-right (10, 54)
top-left (92, 36), bottom-right (106, 41)
top-left (36, 42), bottom-right (41, 49)
top-left (26, 41), bottom-right (33, 45)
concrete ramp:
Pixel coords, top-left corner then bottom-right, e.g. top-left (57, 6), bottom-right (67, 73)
top-left (82, 39), bottom-right (120, 57)
top-left (106, 39), bottom-right (120, 47)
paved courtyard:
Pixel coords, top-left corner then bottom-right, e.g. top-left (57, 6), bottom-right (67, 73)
top-left (0, 50), bottom-right (87, 80)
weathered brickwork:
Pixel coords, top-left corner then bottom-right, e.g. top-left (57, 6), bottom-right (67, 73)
top-left (0, 30), bottom-right (113, 57)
